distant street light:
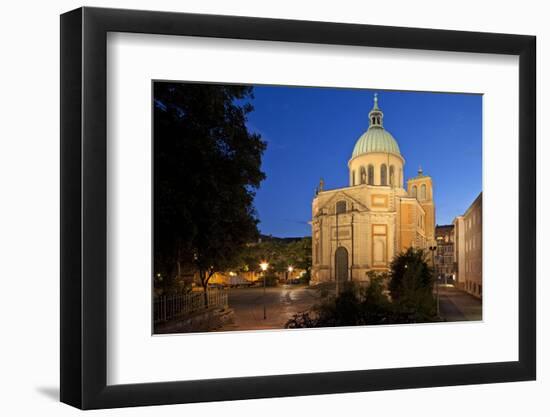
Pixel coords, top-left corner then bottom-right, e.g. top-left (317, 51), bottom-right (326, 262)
top-left (260, 261), bottom-right (269, 319)
top-left (287, 265), bottom-right (294, 283)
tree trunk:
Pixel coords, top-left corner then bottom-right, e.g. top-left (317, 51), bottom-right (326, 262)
top-left (199, 268), bottom-right (216, 308)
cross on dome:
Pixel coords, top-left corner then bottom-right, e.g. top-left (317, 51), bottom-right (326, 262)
top-left (368, 93), bottom-right (383, 128)
top-left (373, 92), bottom-right (379, 109)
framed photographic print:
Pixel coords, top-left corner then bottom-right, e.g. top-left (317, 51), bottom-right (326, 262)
top-left (60, 6), bottom-right (536, 410)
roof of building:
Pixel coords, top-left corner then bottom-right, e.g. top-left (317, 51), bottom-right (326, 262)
top-left (351, 94), bottom-right (401, 158)
top-left (436, 224), bottom-right (454, 232)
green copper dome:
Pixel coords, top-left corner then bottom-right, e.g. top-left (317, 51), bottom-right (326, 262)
top-left (351, 94), bottom-right (401, 158)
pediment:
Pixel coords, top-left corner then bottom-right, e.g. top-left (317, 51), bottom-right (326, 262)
top-left (317, 190), bottom-right (368, 215)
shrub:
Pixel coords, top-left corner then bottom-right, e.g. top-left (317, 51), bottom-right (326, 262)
top-left (299, 270), bottom-right (311, 285)
top-left (286, 279), bottom-right (392, 328)
top-left (285, 255), bottom-right (438, 329)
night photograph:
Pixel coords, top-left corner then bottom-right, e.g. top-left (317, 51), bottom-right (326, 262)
top-left (152, 81), bottom-right (482, 334)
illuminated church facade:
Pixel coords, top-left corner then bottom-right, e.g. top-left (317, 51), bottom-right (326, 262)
top-left (311, 94), bottom-right (435, 285)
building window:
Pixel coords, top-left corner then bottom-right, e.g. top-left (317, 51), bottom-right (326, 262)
top-left (367, 164), bottom-right (374, 185)
top-left (389, 165), bottom-right (395, 186)
top-left (352, 170), bottom-right (356, 186)
top-left (420, 184), bottom-right (426, 200)
top-left (380, 164), bottom-right (387, 186)
top-left (360, 167), bottom-right (366, 184)
top-left (336, 200), bottom-right (347, 214)
top-left (412, 185), bottom-right (417, 198)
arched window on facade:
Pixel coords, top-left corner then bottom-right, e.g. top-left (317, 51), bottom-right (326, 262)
top-left (336, 200), bottom-right (347, 214)
top-left (389, 165), bottom-right (395, 186)
top-left (380, 164), bottom-right (388, 186)
top-left (367, 165), bottom-right (374, 185)
top-left (352, 170), bottom-right (356, 186)
top-left (360, 167), bottom-right (366, 184)
top-left (412, 185), bottom-right (417, 198)
top-left (420, 184), bottom-right (427, 200)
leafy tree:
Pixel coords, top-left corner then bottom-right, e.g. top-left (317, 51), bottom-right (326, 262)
top-left (153, 82), bottom-right (266, 303)
top-left (236, 236), bottom-right (312, 279)
top-left (388, 248), bottom-right (436, 321)
top-left (285, 237), bottom-right (312, 275)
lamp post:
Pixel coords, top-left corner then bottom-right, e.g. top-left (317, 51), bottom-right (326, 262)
top-left (260, 261), bottom-right (269, 320)
top-left (287, 265), bottom-right (293, 283)
top-left (428, 242), bottom-right (439, 317)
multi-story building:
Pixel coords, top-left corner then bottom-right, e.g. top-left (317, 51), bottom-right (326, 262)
top-left (453, 193), bottom-right (482, 298)
top-left (435, 224), bottom-right (455, 283)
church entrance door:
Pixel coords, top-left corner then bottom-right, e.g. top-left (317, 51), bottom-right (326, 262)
top-left (334, 247), bottom-right (349, 283)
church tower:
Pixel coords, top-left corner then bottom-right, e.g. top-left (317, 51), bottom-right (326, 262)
top-left (407, 166), bottom-right (436, 247)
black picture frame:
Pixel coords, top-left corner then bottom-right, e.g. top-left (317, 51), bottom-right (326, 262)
top-left (60, 6), bottom-right (536, 410)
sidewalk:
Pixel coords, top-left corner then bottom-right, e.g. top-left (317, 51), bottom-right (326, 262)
top-left (437, 285), bottom-right (482, 322)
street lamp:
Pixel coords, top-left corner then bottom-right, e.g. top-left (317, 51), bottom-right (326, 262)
top-left (287, 265), bottom-right (294, 283)
top-left (428, 242), bottom-right (439, 317)
top-left (260, 261), bottom-right (269, 319)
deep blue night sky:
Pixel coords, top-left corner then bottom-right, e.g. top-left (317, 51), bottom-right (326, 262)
top-left (245, 86), bottom-right (482, 238)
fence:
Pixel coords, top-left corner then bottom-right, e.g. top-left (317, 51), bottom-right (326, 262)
top-left (154, 289), bottom-right (228, 323)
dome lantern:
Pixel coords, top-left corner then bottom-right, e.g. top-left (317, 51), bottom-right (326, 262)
top-left (350, 94), bottom-right (401, 159)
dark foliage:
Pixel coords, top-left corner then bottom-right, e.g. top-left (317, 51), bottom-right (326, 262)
top-left (286, 277), bottom-right (393, 328)
top-left (286, 250), bottom-right (438, 328)
top-left (153, 82), bottom-right (266, 296)
top-left (388, 247), bottom-right (433, 300)
top-left (257, 272), bottom-right (279, 287)
top-left (388, 248), bottom-right (436, 322)
top-left (237, 236), bottom-right (312, 275)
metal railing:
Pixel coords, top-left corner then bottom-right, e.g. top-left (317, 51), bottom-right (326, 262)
top-left (154, 289), bottom-right (228, 323)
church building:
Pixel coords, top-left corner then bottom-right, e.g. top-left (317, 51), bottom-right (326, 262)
top-left (311, 94), bottom-right (435, 285)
